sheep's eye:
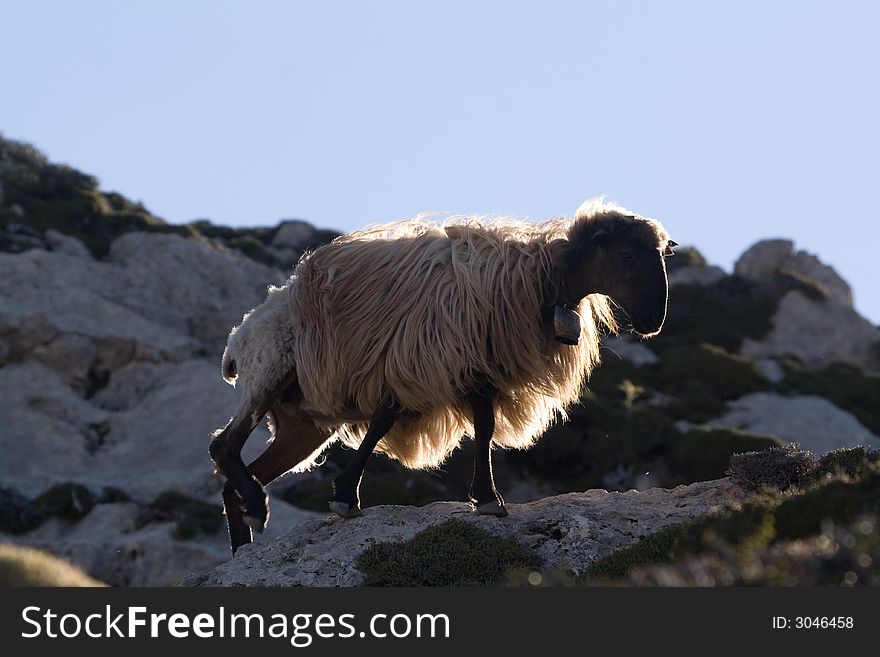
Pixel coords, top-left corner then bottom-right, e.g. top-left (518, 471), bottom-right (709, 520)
top-left (621, 251), bottom-right (633, 261)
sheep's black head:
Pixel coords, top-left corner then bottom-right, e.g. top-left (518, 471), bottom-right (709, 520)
top-left (564, 209), bottom-right (675, 338)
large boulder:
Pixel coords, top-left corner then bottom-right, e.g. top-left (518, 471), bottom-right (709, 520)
top-left (0, 358), bottom-right (278, 500)
top-left (732, 240), bottom-right (878, 370)
top-left (705, 392), bottom-right (880, 455)
top-left (734, 239), bottom-right (852, 305)
top-left (739, 290), bottom-right (880, 370)
top-left (185, 478), bottom-right (750, 587)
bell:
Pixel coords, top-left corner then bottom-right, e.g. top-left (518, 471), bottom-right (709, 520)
top-left (554, 305), bottom-right (580, 345)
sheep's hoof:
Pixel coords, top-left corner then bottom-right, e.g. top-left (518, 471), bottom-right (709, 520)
top-left (475, 501), bottom-right (508, 517)
top-left (329, 501), bottom-right (362, 518)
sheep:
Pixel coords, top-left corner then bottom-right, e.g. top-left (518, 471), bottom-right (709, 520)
top-left (209, 199), bottom-right (676, 553)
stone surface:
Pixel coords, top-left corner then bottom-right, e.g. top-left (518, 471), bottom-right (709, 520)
top-left (4, 499), bottom-right (320, 587)
top-left (705, 392), bottom-right (880, 455)
top-left (601, 336), bottom-right (658, 366)
top-left (0, 358), bottom-right (279, 500)
top-left (734, 239), bottom-right (796, 283)
top-left (186, 478), bottom-right (751, 587)
top-left (740, 290), bottom-right (880, 370)
top-left (45, 230), bottom-right (92, 259)
top-left (735, 239), bottom-right (852, 306)
top-left (271, 220), bottom-right (318, 249)
top-left (668, 265), bottom-right (726, 287)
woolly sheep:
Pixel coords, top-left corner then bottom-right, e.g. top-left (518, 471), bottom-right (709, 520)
top-left (210, 200), bottom-right (675, 552)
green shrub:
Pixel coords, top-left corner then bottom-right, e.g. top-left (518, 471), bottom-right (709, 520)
top-left (32, 483), bottom-right (95, 521)
top-left (584, 448), bottom-right (880, 581)
top-left (150, 491), bottom-right (223, 539)
top-left (279, 441), bottom-right (481, 511)
top-left (625, 513), bottom-right (879, 586)
top-left (727, 444), bottom-right (817, 490)
top-left (645, 343), bottom-right (769, 422)
top-left (506, 401), bottom-right (680, 492)
top-left (650, 276), bottom-right (777, 353)
top-left (664, 246), bottom-right (707, 270)
top-left (0, 487), bottom-right (45, 534)
top-left (356, 519), bottom-right (541, 586)
top-left (0, 135), bottom-right (338, 266)
top-left (671, 428), bottom-right (782, 483)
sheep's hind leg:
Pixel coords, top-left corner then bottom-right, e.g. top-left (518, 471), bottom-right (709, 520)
top-left (329, 402), bottom-right (399, 518)
top-left (468, 389), bottom-right (507, 517)
top-left (210, 411), bottom-right (271, 532)
top-left (223, 404), bottom-right (334, 553)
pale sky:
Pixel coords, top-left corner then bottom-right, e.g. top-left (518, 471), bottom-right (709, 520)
top-left (1, 1), bottom-right (878, 323)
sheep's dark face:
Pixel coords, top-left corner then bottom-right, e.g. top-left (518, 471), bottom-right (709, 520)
top-left (594, 236), bottom-right (673, 337)
top-left (566, 220), bottom-right (676, 338)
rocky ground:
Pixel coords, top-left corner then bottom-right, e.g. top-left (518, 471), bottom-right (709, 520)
top-left (185, 479), bottom-right (751, 586)
top-left (1, 135), bottom-right (878, 586)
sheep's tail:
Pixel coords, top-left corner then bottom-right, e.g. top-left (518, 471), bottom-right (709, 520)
top-left (221, 341), bottom-right (238, 385)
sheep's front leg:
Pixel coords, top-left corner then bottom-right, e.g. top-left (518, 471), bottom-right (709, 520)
top-left (329, 402), bottom-right (399, 518)
top-left (468, 389), bottom-right (507, 517)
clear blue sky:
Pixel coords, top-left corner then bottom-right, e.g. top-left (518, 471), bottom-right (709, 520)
top-left (2, 1), bottom-right (878, 323)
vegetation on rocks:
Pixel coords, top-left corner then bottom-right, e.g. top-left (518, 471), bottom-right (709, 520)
top-left (0, 480), bottom-right (222, 540)
top-left (356, 518), bottom-right (541, 586)
top-left (0, 134), bottom-right (339, 268)
top-left (582, 446), bottom-right (880, 585)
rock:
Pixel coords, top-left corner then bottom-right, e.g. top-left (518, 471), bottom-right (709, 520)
top-left (0, 359), bottom-right (280, 499)
top-left (45, 230), bottom-right (91, 259)
top-left (187, 478), bottom-right (751, 586)
top-left (271, 220), bottom-right (317, 249)
top-left (755, 359), bottom-right (785, 384)
top-left (107, 233), bottom-right (284, 351)
top-left (30, 334), bottom-right (97, 391)
top-left (734, 239), bottom-right (795, 283)
top-left (0, 362), bottom-right (112, 496)
top-left (735, 239), bottom-right (852, 306)
top-left (0, 249), bottom-right (197, 361)
top-left (785, 250), bottom-right (852, 306)
top-left (0, 358), bottom-right (273, 499)
top-left (705, 392), bottom-right (880, 455)
top-left (90, 361), bottom-right (166, 411)
top-left (668, 265), bottom-right (726, 287)
top-left (740, 290), bottom-right (880, 370)
top-left (0, 231), bottom-right (283, 363)
top-left (5, 499), bottom-right (321, 587)
top-left (601, 336), bottom-right (658, 366)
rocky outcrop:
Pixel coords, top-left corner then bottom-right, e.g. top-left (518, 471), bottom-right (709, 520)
top-left (733, 240), bottom-right (879, 370)
top-left (0, 229), bottom-right (305, 585)
top-left (185, 478), bottom-right (751, 587)
top-left (705, 392), bottom-right (880, 455)
top-left (0, 231), bottom-right (286, 499)
top-left (740, 290), bottom-right (880, 370)
top-left (734, 239), bottom-right (852, 305)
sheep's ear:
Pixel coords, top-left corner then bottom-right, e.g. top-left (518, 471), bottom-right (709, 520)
top-left (591, 229), bottom-right (610, 247)
top-left (663, 240), bottom-right (678, 257)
